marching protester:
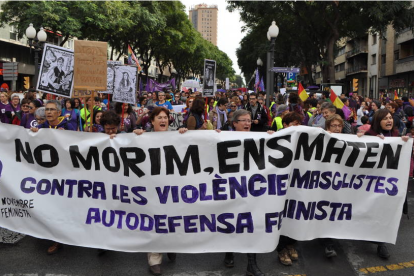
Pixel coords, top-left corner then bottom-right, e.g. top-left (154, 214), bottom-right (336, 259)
top-left (216, 109), bottom-right (266, 276)
top-left (208, 98), bottom-right (228, 130)
top-left (20, 99), bottom-right (42, 129)
top-left (80, 97), bottom-right (101, 130)
top-left (30, 100), bottom-right (76, 132)
top-left (114, 102), bottom-right (137, 133)
top-left (245, 93), bottom-right (268, 132)
top-left (133, 106), bottom-right (187, 276)
top-left (186, 97), bottom-right (208, 130)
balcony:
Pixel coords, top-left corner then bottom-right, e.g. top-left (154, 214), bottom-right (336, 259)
top-left (396, 29), bottom-right (414, 45)
top-left (396, 55), bottom-right (414, 74)
top-left (346, 65), bottom-right (368, 75)
top-left (346, 46), bottom-right (368, 58)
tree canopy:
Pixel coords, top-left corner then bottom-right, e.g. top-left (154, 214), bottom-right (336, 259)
top-left (228, 1), bottom-right (414, 86)
top-left (0, 1), bottom-right (235, 85)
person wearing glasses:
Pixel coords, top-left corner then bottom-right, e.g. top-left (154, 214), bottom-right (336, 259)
top-left (30, 100), bottom-right (76, 132)
top-left (29, 100), bottom-right (75, 254)
top-left (155, 91), bottom-right (173, 111)
top-left (216, 109), bottom-right (266, 275)
top-left (20, 99), bottom-right (42, 129)
top-left (228, 101), bottom-right (238, 113)
top-left (325, 114), bottom-right (344, 134)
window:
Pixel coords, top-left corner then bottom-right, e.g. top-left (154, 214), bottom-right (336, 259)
top-left (337, 47), bottom-right (345, 56)
top-left (372, 34), bottom-right (377, 45)
top-left (381, 54), bottom-right (386, 64)
top-left (394, 50), bottom-right (399, 61)
top-left (335, 63), bottom-right (345, 72)
top-left (9, 25), bottom-right (17, 41)
top-left (371, 54), bottom-right (377, 65)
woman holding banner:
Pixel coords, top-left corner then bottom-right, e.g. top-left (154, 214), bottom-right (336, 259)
top-left (134, 106), bottom-right (187, 276)
top-left (357, 108), bottom-right (409, 259)
top-left (215, 109), bottom-right (267, 276)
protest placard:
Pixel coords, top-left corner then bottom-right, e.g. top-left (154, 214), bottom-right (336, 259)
top-left (112, 65), bottom-right (137, 105)
top-left (203, 59), bottom-right (216, 97)
top-left (0, 125), bottom-right (410, 253)
top-left (74, 41), bottom-right (107, 91)
top-left (100, 61), bottom-right (123, 94)
top-left (36, 44), bottom-right (74, 97)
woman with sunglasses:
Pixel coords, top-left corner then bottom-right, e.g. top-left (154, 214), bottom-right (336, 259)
top-left (20, 100), bottom-right (42, 129)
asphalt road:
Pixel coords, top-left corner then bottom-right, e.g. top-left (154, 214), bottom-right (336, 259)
top-left (1, 181), bottom-right (414, 276)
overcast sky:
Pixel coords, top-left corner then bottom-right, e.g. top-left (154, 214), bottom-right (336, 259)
top-left (180, 0), bottom-right (244, 77)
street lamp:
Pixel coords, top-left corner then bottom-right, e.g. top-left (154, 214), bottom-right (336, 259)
top-left (266, 21), bottom-right (279, 107)
top-left (26, 23), bottom-right (47, 88)
top-left (257, 57), bottom-right (263, 66)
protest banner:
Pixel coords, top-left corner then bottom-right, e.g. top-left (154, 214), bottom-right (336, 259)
top-left (100, 61), bottom-right (123, 94)
top-left (112, 65), bottom-right (137, 105)
top-left (203, 59), bottom-right (216, 97)
top-left (36, 44), bottom-right (74, 97)
top-left (74, 40), bottom-right (107, 91)
top-left (0, 125), bottom-right (411, 253)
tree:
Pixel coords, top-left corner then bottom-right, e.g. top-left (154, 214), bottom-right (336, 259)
top-left (228, 1), bottom-right (414, 84)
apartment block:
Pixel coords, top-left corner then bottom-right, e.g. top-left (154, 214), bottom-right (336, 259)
top-left (189, 4), bottom-right (218, 46)
top-left (379, 25), bottom-right (414, 98)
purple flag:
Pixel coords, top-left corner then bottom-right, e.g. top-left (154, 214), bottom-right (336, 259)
top-left (254, 68), bottom-right (259, 92)
top-left (259, 77), bottom-right (265, 92)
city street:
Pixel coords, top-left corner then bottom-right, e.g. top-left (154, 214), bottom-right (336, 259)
top-left (1, 180), bottom-right (414, 276)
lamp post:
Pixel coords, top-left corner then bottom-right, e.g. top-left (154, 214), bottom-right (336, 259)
top-left (25, 23), bottom-right (47, 88)
top-left (266, 21), bottom-right (279, 107)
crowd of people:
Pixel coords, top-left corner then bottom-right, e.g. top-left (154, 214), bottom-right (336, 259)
top-left (0, 87), bottom-right (413, 276)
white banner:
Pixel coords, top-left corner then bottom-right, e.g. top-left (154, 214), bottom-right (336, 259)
top-left (0, 125), bottom-right (411, 253)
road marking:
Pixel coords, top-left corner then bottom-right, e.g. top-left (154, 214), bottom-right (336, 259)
top-left (359, 260), bottom-right (414, 274)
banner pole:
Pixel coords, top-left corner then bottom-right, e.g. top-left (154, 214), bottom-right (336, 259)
top-left (90, 90), bottom-right (94, 132)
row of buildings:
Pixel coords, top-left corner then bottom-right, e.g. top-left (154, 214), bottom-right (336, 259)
top-left (313, 26), bottom-right (414, 99)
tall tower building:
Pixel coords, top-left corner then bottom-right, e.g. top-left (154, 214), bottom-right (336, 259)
top-left (189, 4), bottom-right (218, 46)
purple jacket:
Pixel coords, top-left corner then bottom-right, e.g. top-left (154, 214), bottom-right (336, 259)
top-left (0, 102), bottom-right (13, 124)
top-left (20, 113), bottom-right (37, 129)
top-left (38, 116), bottom-right (76, 131)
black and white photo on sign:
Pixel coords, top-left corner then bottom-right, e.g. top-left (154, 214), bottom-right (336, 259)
top-left (99, 61), bottom-right (123, 94)
top-left (36, 43), bottom-right (74, 97)
top-left (112, 65), bottom-right (137, 105)
top-left (202, 59), bottom-right (216, 97)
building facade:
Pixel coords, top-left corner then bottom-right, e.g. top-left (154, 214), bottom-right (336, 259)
top-left (189, 4), bottom-right (218, 46)
top-left (379, 25), bottom-right (414, 99)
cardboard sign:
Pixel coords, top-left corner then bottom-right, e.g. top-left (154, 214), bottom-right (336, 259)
top-left (74, 41), bottom-right (107, 90)
top-left (72, 90), bottom-right (93, 98)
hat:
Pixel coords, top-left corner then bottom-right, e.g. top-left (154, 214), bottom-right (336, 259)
top-left (276, 104), bottom-right (289, 116)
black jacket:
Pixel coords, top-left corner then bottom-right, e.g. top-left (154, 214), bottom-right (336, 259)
top-left (245, 102), bottom-right (268, 132)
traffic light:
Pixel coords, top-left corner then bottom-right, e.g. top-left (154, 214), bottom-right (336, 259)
top-left (24, 76), bottom-right (30, 90)
top-left (352, 78), bottom-right (358, 92)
